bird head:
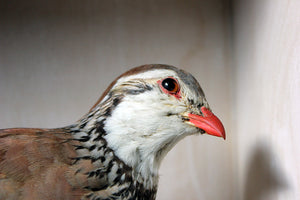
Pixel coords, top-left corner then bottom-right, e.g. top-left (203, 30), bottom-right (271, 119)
top-left (83, 64), bottom-right (225, 188)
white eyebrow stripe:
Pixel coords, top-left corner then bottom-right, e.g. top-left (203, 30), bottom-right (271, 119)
top-left (115, 69), bottom-right (178, 86)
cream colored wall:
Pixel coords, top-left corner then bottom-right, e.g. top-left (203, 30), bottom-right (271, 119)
top-left (233, 0), bottom-right (300, 199)
top-left (0, 1), bottom-right (232, 200)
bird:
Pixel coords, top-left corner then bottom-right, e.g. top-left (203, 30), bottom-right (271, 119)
top-left (0, 64), bottom-right (225, 200)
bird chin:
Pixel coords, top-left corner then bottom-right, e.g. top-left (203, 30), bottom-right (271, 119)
top-left (183, 120), bottom-right (205, 135)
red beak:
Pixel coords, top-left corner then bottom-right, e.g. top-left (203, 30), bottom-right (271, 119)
top-left (188, 107), bottom-right (226, 139)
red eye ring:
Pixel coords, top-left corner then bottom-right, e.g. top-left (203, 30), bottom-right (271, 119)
top-left (158, 77), bottom-right (181, 99)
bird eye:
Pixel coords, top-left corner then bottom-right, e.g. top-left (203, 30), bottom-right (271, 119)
top-left (158, 77), bottom-right (181, 98)
top-left (161, 78), bottom-right (179, 93)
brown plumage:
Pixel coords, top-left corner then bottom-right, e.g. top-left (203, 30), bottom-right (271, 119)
top-left (0, 64), bottom-right (225, 200)
top-left (0, 128), bottom-right (85, 199)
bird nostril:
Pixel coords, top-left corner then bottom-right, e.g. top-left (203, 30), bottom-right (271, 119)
top-left (197, 104), bottom-right (204, 115)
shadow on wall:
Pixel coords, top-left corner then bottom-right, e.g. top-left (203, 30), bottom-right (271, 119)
top-left (244, 141), bottom-right (289, 200)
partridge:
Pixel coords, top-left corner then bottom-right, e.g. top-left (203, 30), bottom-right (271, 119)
top-left (0, 64), bottom-right (225, 200)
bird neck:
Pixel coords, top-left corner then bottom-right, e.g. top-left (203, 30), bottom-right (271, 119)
top-left (69, 92), bottom-right (186, 195)
top-left (69, 104), bottom-right (159, 197)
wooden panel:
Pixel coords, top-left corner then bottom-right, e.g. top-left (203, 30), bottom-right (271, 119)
top-left (233, 0), bottom-right (300, 199)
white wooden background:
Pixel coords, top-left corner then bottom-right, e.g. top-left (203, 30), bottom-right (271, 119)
top-left (233, 0), bottom-right (300, 199)
top-left (0, 0), bottom-right (299, 199)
